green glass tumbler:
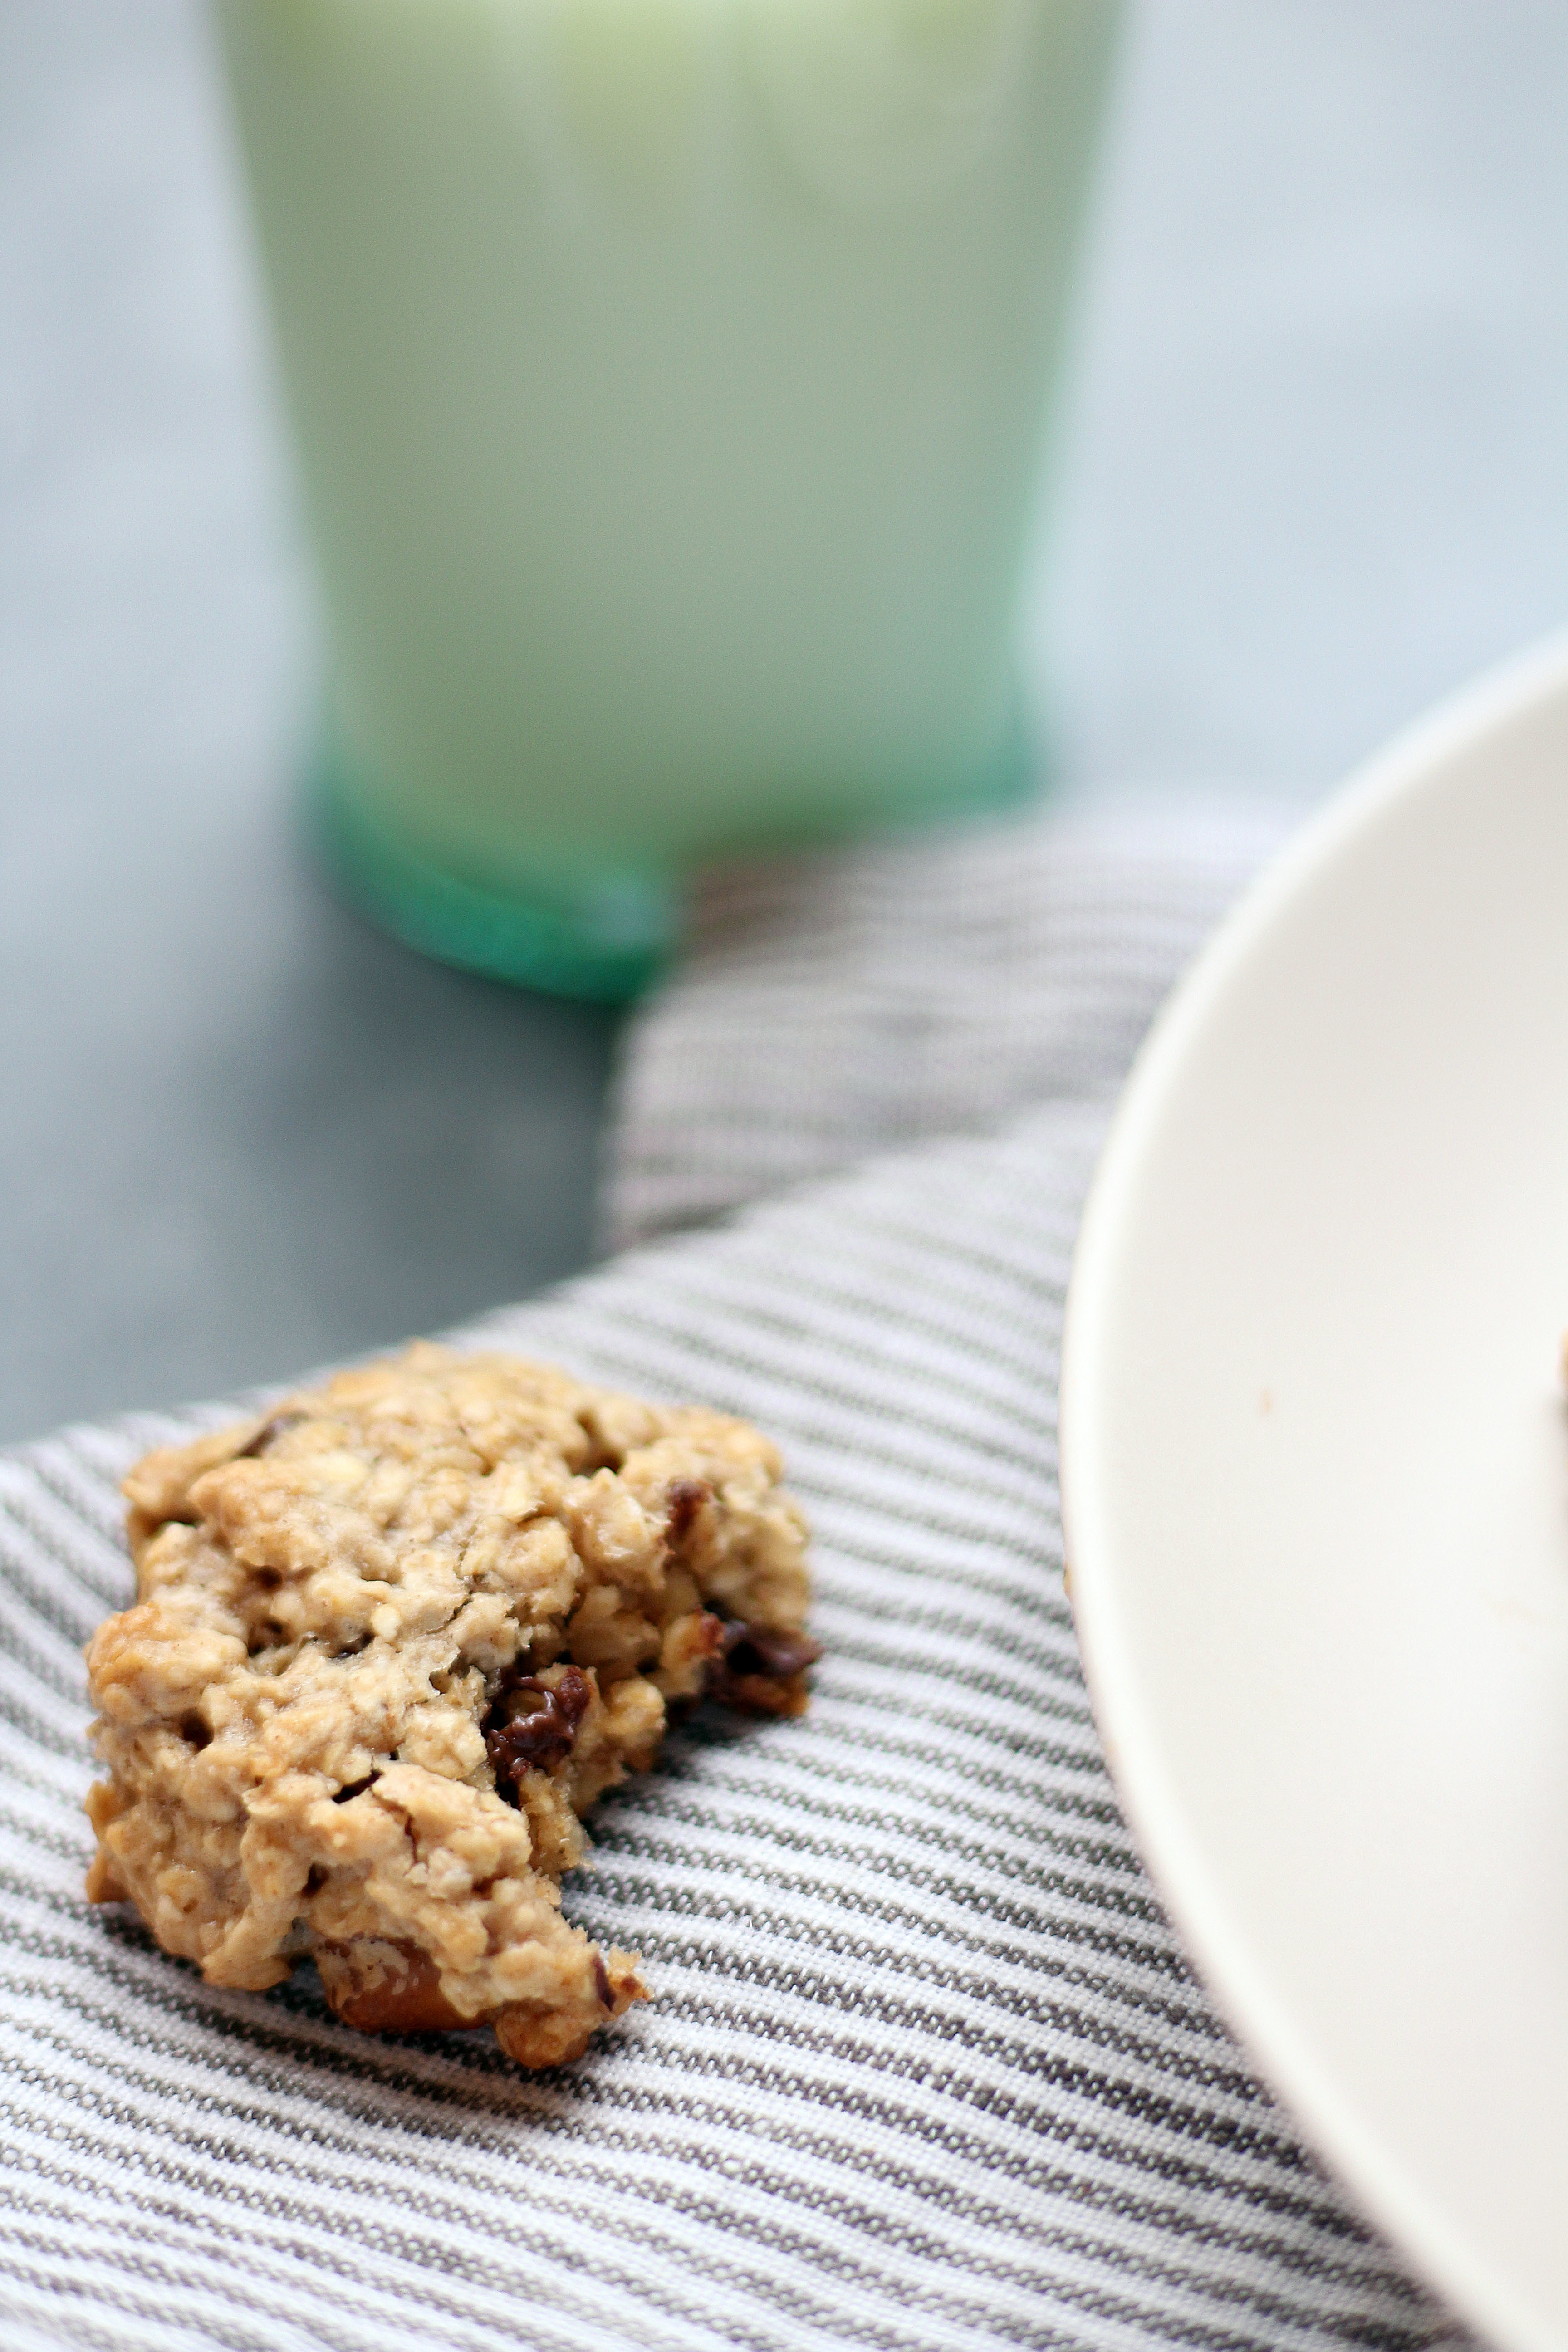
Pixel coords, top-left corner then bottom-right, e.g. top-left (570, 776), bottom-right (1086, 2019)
top-left (216, 0), bottom-right (1123, 998)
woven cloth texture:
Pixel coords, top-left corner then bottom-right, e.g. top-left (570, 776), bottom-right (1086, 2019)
top-left (0, 799), bottom-right (1479, 2352)
top-left (605, 797), bottom-right (1293, 1250)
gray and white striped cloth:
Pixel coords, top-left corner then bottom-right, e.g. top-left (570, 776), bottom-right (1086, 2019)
top-left (0, 798), bottom-right (1480, 2352)
top-left (605, 797), bottom-right (1294, 1249)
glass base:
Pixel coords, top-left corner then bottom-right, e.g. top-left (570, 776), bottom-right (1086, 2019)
top-left (310, 689), bottom-right (1040, 1003)
top-left (313, 763), bottom-right (679, 1003)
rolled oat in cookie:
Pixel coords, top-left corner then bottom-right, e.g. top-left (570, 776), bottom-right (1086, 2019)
top-left (84, 1343), bottom-right (815, 2068)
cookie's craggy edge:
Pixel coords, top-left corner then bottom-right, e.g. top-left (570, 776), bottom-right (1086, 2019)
top-left (83, 1344), bottom-right (816, 2068)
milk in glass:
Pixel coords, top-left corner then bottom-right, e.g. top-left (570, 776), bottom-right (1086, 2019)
top-left (217, 0), bottom-right (1122, 994)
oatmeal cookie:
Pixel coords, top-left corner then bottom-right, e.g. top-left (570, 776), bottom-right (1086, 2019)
top-left (85, 1343), bottom-right (815, 2067)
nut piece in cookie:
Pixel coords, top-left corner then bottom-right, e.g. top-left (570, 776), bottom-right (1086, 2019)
top-left (84, 1344), bottom-right (814, 2066)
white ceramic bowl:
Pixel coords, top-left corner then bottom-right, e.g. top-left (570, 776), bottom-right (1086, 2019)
top-left (1060, 632), bottom-right (1568, 2352)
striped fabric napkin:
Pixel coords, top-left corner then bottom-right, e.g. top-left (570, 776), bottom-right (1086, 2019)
top-left (608, 798), bottom-right (1298, 1248)
top-left (0, 797), bottom-right (1481, 2352)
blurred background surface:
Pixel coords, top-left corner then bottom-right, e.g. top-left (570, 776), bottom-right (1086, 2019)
top-left (2, 0), bottom-right (1566, 1444)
